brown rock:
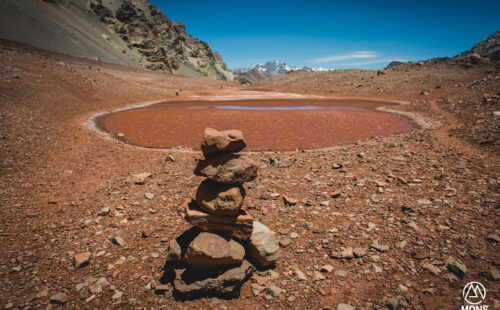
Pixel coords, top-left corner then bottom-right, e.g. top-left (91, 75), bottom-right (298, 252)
top-left (49, 292), bottom-right (67, 304)
top-left (130, 172), bottom-right (152, 184)
top-left (422, 263), bottom-right (441, 275)
top-left (195, 179), bottom-right (245, 216)
top-left (73, 252), bottom-right (91, 269)
top-left (201, 128), bottom-right (246, 156)
top-left (194, 153), bottom-right (258, 184)
top-left (183, 199), bottom-right (253, 240)
top-left (165, 227), bottom-right (201, 264)
top-left (184, 232), bottom-right (244, 269)
top-left (173, 260), bottom-right (255, 297)
top-left (283, 196), bottom-right (298, 206)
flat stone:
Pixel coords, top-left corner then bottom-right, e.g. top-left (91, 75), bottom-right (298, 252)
top-left (279, 237), bottom-right (292, 247)
top-left (331, 247), bottom-right (353, 259)
top-left (154, 284), bottom-right (172, 294)
top-left (184, 232), bottom-right (245, 269)
top-left (312, 271), bottom-right (326, 281)
top-left (397, 284), bottom-right (408, 293)
top-left (88, 283), bottom-right (102, 294)
top-left (353, 248), bottom-right (366, 258)
top-left (195, 179), bottom-right (245, 216)
top-left (335, 270), bottom-right (346, 277)
top-left (283, 196), bottom-right (298, 206)
top-left (111, 291), bottom-right (123, 300)
top-left (321, 265), bottom-right (334, 273)
top-left (294, 269), bottom-right (307, 281)
top-left (447, 258), bottom-right (467, 279)
top-left (74, 252), bottom-right (91, 269)
top-left (251, 283), bottom-right (266, 296)
top-left (370, 240), bottom-right (389, 252)
top-left (49, 292), bottom-right (67, 304)
top-left (267, 285), bottom-right (283, 297)
top-left (194, 153), bottom-right (258, 184)
top-left (248, 221), bottom-right (280, 267)
top-left (201, 128), bottom-right (246, 156)
top-left (111, 236), bottom-right (125, 247)
top-left (173, 260), bottom-right (255, 298)
top-left (417, 199), bottom-right (431, 205)
top-left (422, 263), bottom-right (441, 275)
top-left (130, 172), bottom-right (152, 184)
top-left (341, 247), bottom-right (353, 259)
top-left (337, 304), bottom-right (355, 310)
top-left (144, 192), bottom-right (155, 200)
top-left (486, 233), bottom-right (500, 242)
top-left (371, 264), bottom-right (382, 273)
top-left (183, 199), bottom-right (253, 240)
top-left (97, 207), bottom-right (110, 216)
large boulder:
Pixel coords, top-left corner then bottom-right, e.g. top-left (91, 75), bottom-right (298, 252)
top-left (184, 232), bottom-right (245, 269)
top-left (183, 199), bottom-right (253, 240)
top-left (173, 260), bottom-right (255, 298)
top-left (196, 179), bottom-right (246, 216)
top-left (194, 154), bottom-right (258, 184)
top-left (248, 221), bottom-right (280, 267)
top-left (201, 128), bottom-right (246, 156)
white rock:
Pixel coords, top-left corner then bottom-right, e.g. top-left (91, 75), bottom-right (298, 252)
top-left (248, 221), bottom-right (280, 267)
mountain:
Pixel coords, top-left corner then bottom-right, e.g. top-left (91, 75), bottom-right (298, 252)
top-left (385, 61), bottom-right (404, 69)
top-left (235, 60), bottom-right (329, 76)
top-left (239, 68), bottom-right (269, 84)
top-left (453, 31), bottom-right (500, 60)
top-left (0, 0), bottom-right (234, 80)
top-left (386, 31), bottom-right (500, 69)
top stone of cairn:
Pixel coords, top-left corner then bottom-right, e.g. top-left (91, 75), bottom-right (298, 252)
top-left (201, 128), bottom-right (246, 156)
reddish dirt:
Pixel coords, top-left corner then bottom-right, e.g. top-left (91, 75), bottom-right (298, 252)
top-left (100, 99), bottom-right (413, 150)
top-left (0, 40), bottom-right (499, 310)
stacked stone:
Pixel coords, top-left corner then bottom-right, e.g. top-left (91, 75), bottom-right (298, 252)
top-left (165, 128), bottom-right (280, 298)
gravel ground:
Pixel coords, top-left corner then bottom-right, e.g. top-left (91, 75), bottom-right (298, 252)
top-left (0, 40), bottom-right (499, 309)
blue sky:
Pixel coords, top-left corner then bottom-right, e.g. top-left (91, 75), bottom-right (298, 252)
top-left (150, 0), bottom-right (499, 70)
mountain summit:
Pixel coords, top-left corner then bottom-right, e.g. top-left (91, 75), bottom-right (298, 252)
top-left (235, 61), bottom-right (329, 76)
top-left (453, 31), bottom-right (500, 60)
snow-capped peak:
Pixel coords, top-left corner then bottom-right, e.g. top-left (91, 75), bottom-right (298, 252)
top-left (234, 60), bottom-right (331, 76)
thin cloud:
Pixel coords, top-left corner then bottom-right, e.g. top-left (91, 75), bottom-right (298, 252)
top-left (342, 58), bottom-right (406, 66)
top-left (312, 51), bottom-right (377, 63)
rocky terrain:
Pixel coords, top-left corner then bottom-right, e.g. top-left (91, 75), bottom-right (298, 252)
top-left (0, 0), bottom-right (234, 80)
top-left (256, 58), bottom-right (500, 152)
top-left (0, 39), bottom-right (499, 310)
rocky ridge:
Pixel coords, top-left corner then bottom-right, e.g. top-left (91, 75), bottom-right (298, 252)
top-left (89, 0), bottom-right (234, 80)
top-left (0, 0), bottom-right (234, 80)
top-left (454, 31), bottom-right (500, 61)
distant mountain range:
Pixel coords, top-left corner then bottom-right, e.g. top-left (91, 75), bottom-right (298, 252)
top-left (234, 60), bottom-right (330, 76)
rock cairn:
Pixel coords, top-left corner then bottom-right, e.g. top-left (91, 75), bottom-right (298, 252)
top-left (164, 128), bottom-right (280, 298)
